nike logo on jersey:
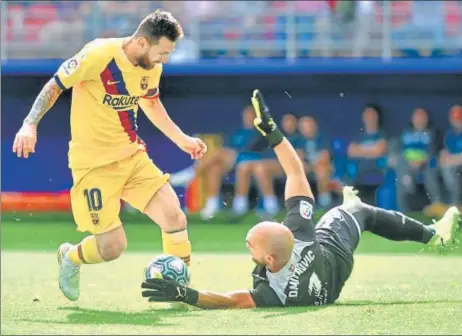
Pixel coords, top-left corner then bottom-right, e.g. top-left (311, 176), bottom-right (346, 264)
top-left (107, 80), bottom-right (120, 85)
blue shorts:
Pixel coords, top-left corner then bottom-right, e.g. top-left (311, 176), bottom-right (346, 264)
top-left (236, 152), bottom-right (262, 165)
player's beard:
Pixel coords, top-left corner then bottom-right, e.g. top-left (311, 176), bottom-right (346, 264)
top-left (137, 54), bottom-right (155, 70)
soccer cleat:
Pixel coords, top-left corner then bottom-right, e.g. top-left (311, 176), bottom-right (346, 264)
top-left (342, 186), bottom-right (362, 207)
top-left (57, 243), bottom-right (81, 301)
top-left (428, 206), bottom-right (461, 252)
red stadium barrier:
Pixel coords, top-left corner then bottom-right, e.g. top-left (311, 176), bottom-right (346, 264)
top-left (1, 191), bottom-right (72, 212)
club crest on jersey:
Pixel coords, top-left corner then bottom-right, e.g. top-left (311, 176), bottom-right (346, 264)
top-left (140, 76), bottom-right (149, 90)
top-left (299, 200), bottom-right (313, 219)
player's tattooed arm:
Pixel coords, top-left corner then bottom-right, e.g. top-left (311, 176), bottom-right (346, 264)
top-left (23, 78), bottom-right (63, 125)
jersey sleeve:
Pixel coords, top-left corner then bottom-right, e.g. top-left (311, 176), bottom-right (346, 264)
top-left (283, 196), bottom-right (316, 242)
top-left (54, 46), bottom-right (99, 90)
top-left (249, 282), bottom-right (283, 308)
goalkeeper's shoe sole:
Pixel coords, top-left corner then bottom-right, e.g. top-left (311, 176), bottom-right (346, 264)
top-left (429, 207), bottom-right (461, 253)
top-left (57, 243), bottom-right (81, 301)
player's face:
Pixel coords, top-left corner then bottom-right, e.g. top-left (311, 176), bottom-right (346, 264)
top-left (362, 108), bottom-right (379, 130)
top-left (298, 116), bottom-right (317, 138)
top-left (246, 239), bottom-right (268, 266)
top-left (450, 106), bottom-right (462, 130)
top-left (137, 37), bottom-right (175, 70)
top-left (282, 114), bottom-right (297, 134)
top-left (412, 108), bottom-right (428, 130)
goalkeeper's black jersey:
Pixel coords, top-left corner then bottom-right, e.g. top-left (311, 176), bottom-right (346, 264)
top-left (250, 197), bottom-right (332, 307)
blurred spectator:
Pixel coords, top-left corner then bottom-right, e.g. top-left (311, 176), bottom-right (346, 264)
top-left (440, 105), bottom-right (462, 212)
top-left (170, 106), bottom-right (263, 220)
top-left (298, 116), bottom-right (334, 208)
top-left (38, 1), bottom-right (85, 48)
top-left (395, 108), bottom-right (443, 214)
top-left (347, 104), bottom-right (388, 185)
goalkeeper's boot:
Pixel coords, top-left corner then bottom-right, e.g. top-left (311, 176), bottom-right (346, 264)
top-left (342, 186), bottom-right (362, 207)
top-left (57, 243), bottom-right (81, 301)
top-left (428, 206), bottom-right (460, 253)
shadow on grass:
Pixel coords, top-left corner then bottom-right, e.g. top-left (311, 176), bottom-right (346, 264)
top-left (260, 299), bottom-right (462, 319)
top-left (19, 305), bottom-right (194, 327)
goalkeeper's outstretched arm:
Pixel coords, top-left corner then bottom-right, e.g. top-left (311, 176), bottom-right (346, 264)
top-left (250, 90), bottom-right (314, 202)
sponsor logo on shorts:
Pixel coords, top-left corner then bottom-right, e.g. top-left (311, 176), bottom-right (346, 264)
top-left (299, 200), bottom-right (313, 219)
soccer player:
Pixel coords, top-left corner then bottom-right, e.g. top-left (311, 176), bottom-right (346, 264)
top-left (141, 89), bottom-right (460, 309)
top-left (12, 10), bottom-right (206, 302)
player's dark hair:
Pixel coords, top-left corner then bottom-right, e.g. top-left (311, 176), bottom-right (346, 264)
top-left (136, 10), bottom-right (184, 44)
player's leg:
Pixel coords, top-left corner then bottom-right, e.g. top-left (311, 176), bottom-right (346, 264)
top-left (200, 149), bottom-right (237, 219)
top-left (341, 187), bottom-right (460, 250)
top-left (252, 160), bottom-right (281, 215)
top-left (395, 157), bottom-right (415, 212)
top-left (122, 151), bottom-right (191, 264)
top-left (144, 184), bottom-right (191, 264)
top-left (313, 159), bottom-right (332, 208)
top-left (170, 147), bottom-right (236, 187)
top-left (441, 165), bottom-right (462, 210)
top-left (60, 163), bottom-right (128, 301)
top-left (232, 161), bottom-right (255, 216)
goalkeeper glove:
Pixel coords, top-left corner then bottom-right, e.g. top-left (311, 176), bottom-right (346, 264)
top-left (250, 89), bottom-right (284, 148)
top-left (141, 278), bottom-right (199, 305)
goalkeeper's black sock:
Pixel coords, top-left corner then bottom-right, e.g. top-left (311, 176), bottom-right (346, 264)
top-left (365, 207), bottom-right (436, 243)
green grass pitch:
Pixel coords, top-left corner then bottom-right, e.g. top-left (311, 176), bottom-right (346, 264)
top-left (1, 214), bottom-right (462, 335)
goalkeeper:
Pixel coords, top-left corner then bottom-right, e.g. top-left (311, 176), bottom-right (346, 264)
top-left (141, 90), bottom-right (460, 309)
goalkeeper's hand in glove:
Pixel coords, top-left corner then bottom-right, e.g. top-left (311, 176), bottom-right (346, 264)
top-left (141, 278), bottom-right (199, 304)
top-left (250, 89), bottom-right (284, 148)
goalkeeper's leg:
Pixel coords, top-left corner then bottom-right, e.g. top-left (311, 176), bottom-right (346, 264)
top-left (341, 187), bottom-right (459, 250)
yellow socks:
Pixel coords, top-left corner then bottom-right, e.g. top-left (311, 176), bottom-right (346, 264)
top-left (162, 230), bottom-right (191, 265)
top-left (67, 236), bottom-right (104, 265)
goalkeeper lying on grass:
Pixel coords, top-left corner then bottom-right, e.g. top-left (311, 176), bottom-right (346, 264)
top-left (141, 89), bottom-right (460, 309)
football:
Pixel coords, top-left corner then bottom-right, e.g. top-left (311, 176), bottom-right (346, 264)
top-left (144, 255), bottom-right (190, 286)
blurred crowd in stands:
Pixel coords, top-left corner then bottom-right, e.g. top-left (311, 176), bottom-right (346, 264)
top-left (4, 1), bottom-right (462, 59)
top-left (170, 104), bottom-right (462, 220)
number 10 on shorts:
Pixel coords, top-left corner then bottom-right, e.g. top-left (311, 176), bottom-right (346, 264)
top-left (84, 188), bottom-right (102, 224)
top-left (84, 188), bottom-right (103, 211)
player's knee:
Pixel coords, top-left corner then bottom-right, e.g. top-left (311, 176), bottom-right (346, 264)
top-left (98, 235), bottom-right (127, 261)
top-left (237, 162), bottom-right (253, 176)
top-left (164, 207), bottom-right (188, 232)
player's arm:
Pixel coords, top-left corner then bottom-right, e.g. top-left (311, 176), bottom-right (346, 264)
top-left (12, 78), bottom-right (63, 158)
top-left (13, 46), bottom-right (95, 158)
top-left (348, 138), bottom-right (387, 158)
top-left (24, 78), bottom-right (63, 126)
top-left (142, 278), bottom-right (282, 309)
top-left (139, 97), bottom-right (187, 145)
top-left (139, 97), bottom-right (207, 159)
top-left (251, 90), bottom-right (314, 201)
